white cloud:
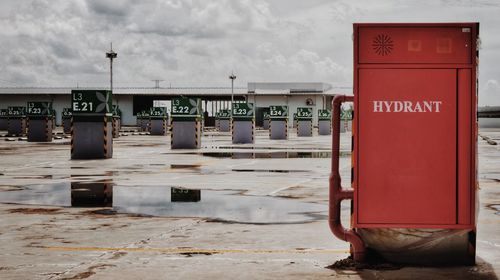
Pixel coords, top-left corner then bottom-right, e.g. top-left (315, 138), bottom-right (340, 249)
top-left (481, 79), bottom-right (500, 106)
top-left (0, 0), bottom-right (498, 105)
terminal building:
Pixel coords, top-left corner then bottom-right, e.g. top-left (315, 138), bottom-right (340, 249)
top-left (0, 82), bottom-right (336, 127)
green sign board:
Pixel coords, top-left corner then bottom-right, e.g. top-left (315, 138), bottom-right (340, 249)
top-left (218, 109), bottom-right (231, 119)
top-left (27, 102), bottom-right (52, 116)
top-left (232, 103), bottom-right (254, 119)
top-left (171, 97), bottom-right (201, 118)
top-left (296, 107), bottom-right (313, 119)
top-left (0, 109), bottom-right (8, 117)
top-left (150, 107), bottom-right (168, 118)
top-left (71, 90), bottom-right (112, 115)
top-left (8, 106), bottom-right (26, 117)
top-left (263, 112), bottom-right (270, 119)
top-left (269, 105), bottom-right (288, 119)
top-left (318, 109), bottom-right (331, 120)
top-left (341, 107), bottom-right (353, 120)
top-left (62, 108), bottom-right (72, 117)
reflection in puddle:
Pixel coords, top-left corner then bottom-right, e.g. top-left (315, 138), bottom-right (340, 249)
top-left (201, 151), bottom-right (332, 159)
top-left (114, 186), bottom-right (326, 224)
top-left (0, 184), bottom-right (326, 224)
top-left (231, 153), bottom-right (255, 159)
top-left (13, 175), bottom-right (53, 179)
top-left (231, 169), bottom-right (309, 173)
top-left (71, 181), bottom-right (113, 207)
top-left (69, 171), bottom-right (115, 179)
top-left (171, 187), bottom-right (201, 202)
top-left (170, 164), bottom-right (202, 169)
top-left (0, 182), bottom-right (70, 206)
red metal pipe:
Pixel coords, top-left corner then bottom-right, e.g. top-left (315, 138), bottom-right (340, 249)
top-left (329, 94), bottom-right (366, 262)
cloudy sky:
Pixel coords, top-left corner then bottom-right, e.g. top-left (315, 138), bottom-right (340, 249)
top-left (0, 0), bottom-right (498, 105)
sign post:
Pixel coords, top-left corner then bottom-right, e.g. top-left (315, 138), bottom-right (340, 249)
top-left (340, 106), bottom-right (353, 132)
top-left (217, 109), bottom-right (231, 132)
top-left (170, 97), bottom-right (202, 149)
top-left (318, 109), bottom-right (332, 135)
top-left (269, 105), bottom-right (288, 140)
top-left (0, 109), bottom-right (9, 130)
top-left (71, 90), bottom-right (113, 159)
top-left (62, 108), bottom-right (72, 134)
top-left (7, 106), bottom-right (27, 136)
top-left (262, 112), bottom-right (270, 130)
top-left (112, 105), bottom-right (121, 138)
top-left (231, 102), bottom-right (255, 144)
top-left (150, 107), bottom-right (168, 136)
top-left (296, 107), bottom-right (313, 137)
top-left (139, 110), bottom-right (150, 132)
top-left (26, 101), bottom-right (53, 142)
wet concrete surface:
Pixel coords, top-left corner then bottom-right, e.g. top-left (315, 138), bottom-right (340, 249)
top-left (0, 183), bottom-right (327, 224)
top-left (0, 127), bottom-right (499, 279)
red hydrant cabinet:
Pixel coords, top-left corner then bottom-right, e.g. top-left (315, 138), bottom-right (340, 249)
top-left (331, 23), bottom-right (479, 265)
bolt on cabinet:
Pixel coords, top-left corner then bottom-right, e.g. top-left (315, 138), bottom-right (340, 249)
top-left (330, 23), bottom-right (479, 265)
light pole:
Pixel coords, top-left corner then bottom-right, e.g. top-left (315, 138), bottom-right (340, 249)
top-left (152, 79), bottom-right (163, 88)
top-left (106, 43), bottom-right (117, 92)
top-left (229, 71), bottom-right (236, 115)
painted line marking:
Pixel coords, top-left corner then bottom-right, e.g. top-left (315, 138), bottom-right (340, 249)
top-left (45, 246), bottom-right (349, 254)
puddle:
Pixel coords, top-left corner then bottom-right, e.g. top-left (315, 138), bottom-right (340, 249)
top-left (170, 164), bottom-right (202, 169)
top-left (0, 182), bottom-right (70, 206)
top-left (200, 151), bottom-right (333, 159)
top-left (171, 187), bottom-right (201, 202)
top-left (0, 183), bottom-right (327, 224)
top-left (215, 146), bottom-right (330, 151)
top-left (71, 181), bottom-right (113, 207)
top-left (126, 143), bottom-right (161, 147)
top-left (13, 175), bottom-right (53, 179)
top-left (0, 186), bottom-right (24, 191)
top-left (113, 186), bottom-right (327, 224)
top-left (231, 169), bottom-right (309, 173)
top-left (8, 208), bottom-right (61, 214)
top-left (70, 171), bottom-right (115, 178)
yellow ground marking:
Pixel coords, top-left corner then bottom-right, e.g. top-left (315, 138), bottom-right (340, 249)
top-left (45, 246), bottom-right (349, 255)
